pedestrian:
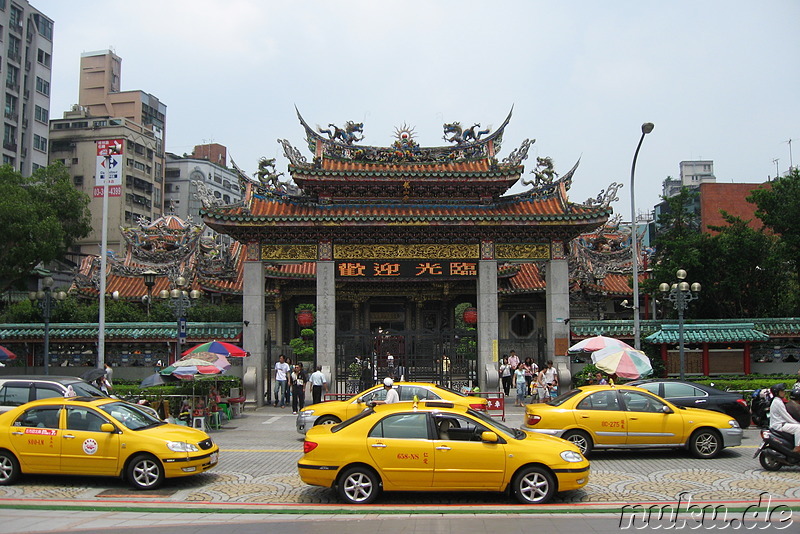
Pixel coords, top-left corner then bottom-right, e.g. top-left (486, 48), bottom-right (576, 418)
top-left (543, 360), bottom-right (559, 397)
top-left (273, 354), bottom-right (290, 408)
top-left (523, 357), bottom-right (535, 396)
top-left (291, 363), bottom-right (307, 414)
top-left (534, 368), bottom-right (548, 403)
top-left (309, 365), bottom-right (327, 405)
top-left (104, 363), bottom-right (114, 383)
top-left (499, 356), bottom-right (513, 396)
top-left (513, 364), bottom-right (527, 406)
top-left (595, 372), bottom-right (608, 385)
top-left (768, 383), bottom-right (800, 453)
top-left (507, 350), bottom-right (520, 371)
top-left (284, 357), bottom-right (293, 407)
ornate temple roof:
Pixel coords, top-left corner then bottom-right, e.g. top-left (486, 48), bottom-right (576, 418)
top-left (202, 109), bottom-right (616, 244)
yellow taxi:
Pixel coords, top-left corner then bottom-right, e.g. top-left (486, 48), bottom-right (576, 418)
top-left (298, 400), bottom-right (589, 504)
top-left (522, 384), bottom-right (743, 458)
top-left (0, 396), bottom-right (219, 489)
top-left (296, 381), bottom-right (488, 434)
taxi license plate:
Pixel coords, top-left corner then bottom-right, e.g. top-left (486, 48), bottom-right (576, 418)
top-left (210, 452), bottom-right (218, 464)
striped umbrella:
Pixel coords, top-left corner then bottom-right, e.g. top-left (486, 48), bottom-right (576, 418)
top-left (161, 352), bottom-right (231, 380)
top-left (590, 346), bottom-right (653, 379)
top-left (569, 335), bottom-right (633, 353)
top-left (0, 345), bottom-right (17, 362)
top-left (182, 341), bottom-right (248, 358)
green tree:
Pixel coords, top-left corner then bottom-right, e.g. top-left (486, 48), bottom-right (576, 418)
top-left (0, 163), bottom-right (91, 290)
top-left (748, 168), bottom-right (800, 282)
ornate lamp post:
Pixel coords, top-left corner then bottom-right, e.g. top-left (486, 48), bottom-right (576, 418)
top-left (141, 269), bottom-right (158, 318)
top-left (630, 122), bottom-right (655, 350)
top-left (29, 276), bottom-right (67, 375)
top-left (159, 276), bottom-right (201, 363)
top-left (659, 269), bottom-right (701, 380)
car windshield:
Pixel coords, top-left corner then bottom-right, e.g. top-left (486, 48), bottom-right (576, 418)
top-left (467, 408), bottom-right (527, 440)
top-left (70, 381), bottom-right (107, 398)
top-left (332, 407), bottom-right (375, 433)
top-left (98, 401), bottom-right (164, 430)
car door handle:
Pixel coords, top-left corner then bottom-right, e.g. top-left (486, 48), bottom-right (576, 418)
top-left (580, 415), bottom-right (590, 418)
top-left (370, 443), bottom-right (387, 448)
top-left (11, 431), bottom-right (23, 436)
top-left (435, 446), bottom-right (451, 451)
top-left (695, 400), bottom-right (707, 403)
top-left (63, 434), bottom-right (76, 439)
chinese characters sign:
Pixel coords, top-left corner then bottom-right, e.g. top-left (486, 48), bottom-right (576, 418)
top-left (94, 139), bottom-right (124, 197)
top-left (336, 260), bottom-right (478, 279)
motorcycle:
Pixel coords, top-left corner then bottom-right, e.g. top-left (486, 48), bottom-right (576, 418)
top-left (754, 427), bottom-right (800, 471)
top-left (750, 388), bottom-right (772, 428)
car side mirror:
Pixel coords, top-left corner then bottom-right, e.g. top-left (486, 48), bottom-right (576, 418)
top-left (100, 423), bottom-right (116, 433)
top-left (661, 405), bottom-right (673, 414)
top-left (481, 431), bottom-right (498, 443)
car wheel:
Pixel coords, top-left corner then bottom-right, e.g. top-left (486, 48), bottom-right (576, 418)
top-left (512, 465), bottom-right (556, 504)
top-left (314, 415), bottom-right (341, 426)
top-left (689, 428), bottom-right (722, 459)
top-left (337, 465), bottom-right (380, 504)
top-left (127, 454), bottom-right (165, 490)
top-left (0, 451), bottom-right (20, 485)
top-left (758, 451), bottom-right (782, 471)
top-left (561, 430), bottom-right (593, 455)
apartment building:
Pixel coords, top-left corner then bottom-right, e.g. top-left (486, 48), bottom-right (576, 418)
top-left (1, 0), bottom-right (53, 175)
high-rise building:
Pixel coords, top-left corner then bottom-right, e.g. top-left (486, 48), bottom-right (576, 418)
top-left (0, 1), bottom-right (54, 175)
top-left (48, 50), bottom-right (167, 257)
top-left (50, 106), bottom-right (163, 256)
top-left (164, 144), bottom-right (242, 238)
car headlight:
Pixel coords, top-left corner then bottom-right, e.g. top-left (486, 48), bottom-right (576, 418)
top-left (728, 420), bottom-right (740, 429)
top-left (300, 409), bottom-right (315, 416)
top-left (167, 441), bottom-right (199, 453)
top-left (560, 450), bottom-right (584, 463)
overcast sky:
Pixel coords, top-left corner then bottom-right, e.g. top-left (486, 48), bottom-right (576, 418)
top-left (32, 0), bottom-right (799, 220)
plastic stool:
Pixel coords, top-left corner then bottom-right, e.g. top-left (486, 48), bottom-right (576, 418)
top-left (192, 416), bottom-right (206, 430)
top-left (218, 402), bottom-right (232, 421)
top-left (208, 411), bottom-right (221, 430)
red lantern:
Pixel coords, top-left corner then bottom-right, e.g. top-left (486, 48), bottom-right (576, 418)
top-left (463, 307), bottom-right (478, 325)
top-left (296, 310), bottom-right (314, 328)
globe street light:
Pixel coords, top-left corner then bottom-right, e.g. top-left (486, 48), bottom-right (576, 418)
top-left (659, 269), bottom-right (701, 380)
top-left (29, 276), bottom-right (67, 375)
top-left (159, 276), bottom-right (201, 362)
top-left (141, 269), bottom-right (158, 318)
top-left (630, 122), bottom-right (655, 350)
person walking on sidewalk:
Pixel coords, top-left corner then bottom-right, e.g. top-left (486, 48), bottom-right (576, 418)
top-left (309, 365), bottom-right (327, 405)
top-left (513, 364), bottom-right (527, 406)
top-left (274, 354), bottom-right (290, 408)
top-left (291, 363), bottom-right (307, 415)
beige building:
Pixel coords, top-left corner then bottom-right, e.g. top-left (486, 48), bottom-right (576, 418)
top-left (49, 106), bottom-right (163, 256)
top-left (1, 1), bottom-right (54, 175)
top-left (47, 49), bottom-right (167, 257)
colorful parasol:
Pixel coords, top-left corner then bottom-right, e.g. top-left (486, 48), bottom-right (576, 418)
top-left (182, 341), bottom-right (248, 358)
top-left (161, 352), bottom-right (231, 380)
top-left (590, 346), bottom-right (653, 379)
top-left (568, 335), bottom-right (633, 353)
top-left (0, 344), bottom-right (17, 361)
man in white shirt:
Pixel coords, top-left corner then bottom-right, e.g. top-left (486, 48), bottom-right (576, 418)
top-left (507, 350), bottom-right (520, 370)
top-left (274, 354), bottom-right (290, 408)
top-left (769, 383), bottom-right (800, 453)
top-left (309, 365), bottom-right (328, 405)
top-left (373, 377), bottom-right (399, 405)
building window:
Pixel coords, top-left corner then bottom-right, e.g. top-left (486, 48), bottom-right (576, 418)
top-left (36, 49), bottom-right (51, 68)
top-left (73, 175), bottom-right (83, 187)
top-left (34, 105), bottom-right (48, 123)
top-left (2, 154), bottom-right (13, 166)
top-left (3, 122), bottom-right (15, 144)
top-left (92, 120), bottom-right (106, 127)
top-left (35, 77), bottom-right (49, 96)
top-left (6, 63), bottom-right (18, 87)
top-left (33, 134), bottom-right (47, 152)
top-left (35, 15), bottom-right (53, 41)
top-left (509, 312), bottom-right (535, 338)
top-left (6, 35), bottom-right (19, 62)
top-left (4, 92), bottom-right (16, 119)
top-left (9, 5), bottom-right (21, 28)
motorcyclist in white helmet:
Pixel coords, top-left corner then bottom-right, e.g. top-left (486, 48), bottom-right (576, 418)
top-left (769, 383), bottom-right (800, 454)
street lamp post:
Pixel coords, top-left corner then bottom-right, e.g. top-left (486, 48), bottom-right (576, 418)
top-left (630, 122), bottom-right (655, 350)
top-left (29, 276), bottom-right (67, 375)
top-left (159, 276), bottom-right (201, 363)
top-left (659, 269), bottom-right (701, 380)
top-left (141, 270), bottom-right (158, 318)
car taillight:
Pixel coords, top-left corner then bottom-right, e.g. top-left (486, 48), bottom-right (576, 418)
top-left (303, 441), bottom-right (318, 454)
top-left (736, 399), bottom-right (748, 407)
top-left (526, 414), bottom-right (541, 426)
top-left (470, 403), bottom-right (487, 411)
